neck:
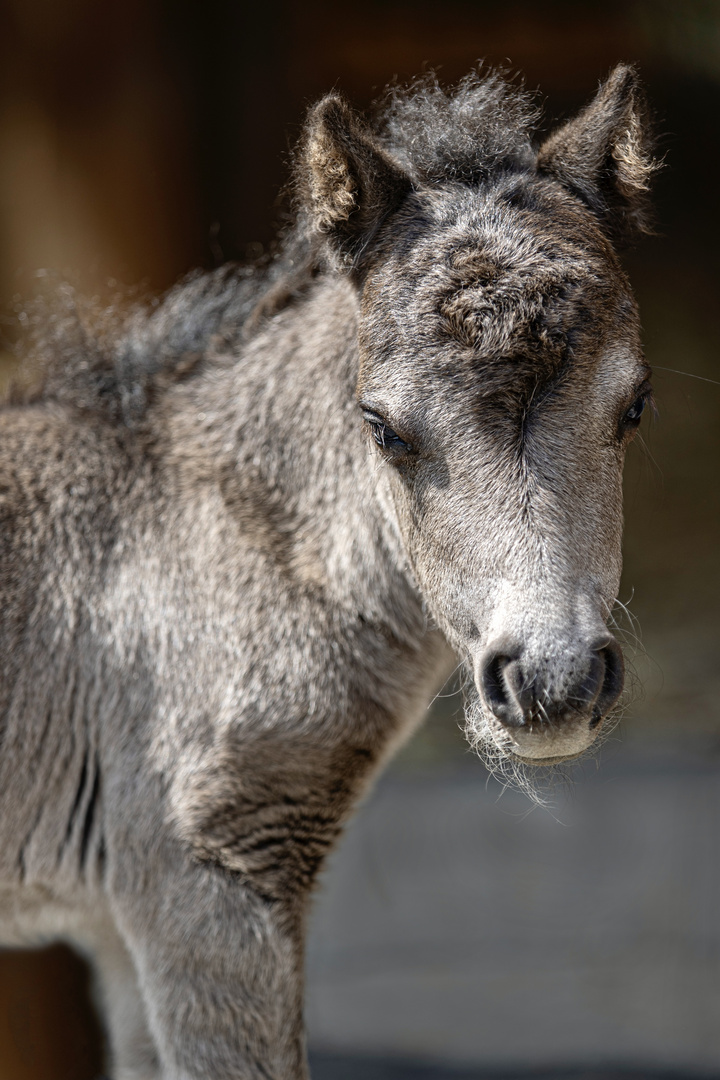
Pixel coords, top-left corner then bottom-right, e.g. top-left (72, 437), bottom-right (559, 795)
top-left (164, 273), bottom-right (430, 651)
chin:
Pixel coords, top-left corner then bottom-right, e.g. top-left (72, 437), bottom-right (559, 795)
top-left (463, 685), bottom-right (604, 776)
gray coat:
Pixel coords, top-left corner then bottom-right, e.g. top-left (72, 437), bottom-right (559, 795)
top-left (0, 66), bottom-right (655, 1078)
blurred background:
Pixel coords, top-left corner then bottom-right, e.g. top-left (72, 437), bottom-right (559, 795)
top-left (0, 0), bottom-right (719, 1077)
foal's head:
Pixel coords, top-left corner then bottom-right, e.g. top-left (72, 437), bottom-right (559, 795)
top-left (300, 66), bottom-right (656, 765)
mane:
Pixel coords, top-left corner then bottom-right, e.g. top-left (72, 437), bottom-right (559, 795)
top-left (6, 68), bottom-right (541, 427)
top-left (6, 264), bottom-right (267, 427)
top-left (376, 68), bottom-right (540, 185)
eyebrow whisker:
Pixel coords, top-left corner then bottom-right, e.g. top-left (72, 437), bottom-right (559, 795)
top-left (653, 366), bottom-right (720, 387)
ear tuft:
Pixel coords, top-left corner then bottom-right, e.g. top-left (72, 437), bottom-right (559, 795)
top-left (299, 95), bottom-right (413, 270)
top-left (305, 98), bottom-right (360, 232)
top-left (537, 65), bottom-right (659, 247)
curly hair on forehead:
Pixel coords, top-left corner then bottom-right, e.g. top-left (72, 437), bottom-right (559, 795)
top-left (376, 68), bottom-right (540, 186)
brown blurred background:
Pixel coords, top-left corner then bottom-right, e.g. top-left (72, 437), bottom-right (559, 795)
top-left (0, 0), bottom-right (718, 1077)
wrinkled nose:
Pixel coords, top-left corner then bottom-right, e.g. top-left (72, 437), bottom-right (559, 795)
top-left (479, 635), bottom-right (624, 730)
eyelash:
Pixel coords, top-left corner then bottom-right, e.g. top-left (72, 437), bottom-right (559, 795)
top-left (362, 412), bottom-right (414, 455)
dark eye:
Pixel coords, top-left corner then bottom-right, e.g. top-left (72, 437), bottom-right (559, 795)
top-left (362, 411), bottom-right (413, 456)
top-left (620, 380), bottom-right (654, 435)
top-left (624, 396), bottom-right (646, 425)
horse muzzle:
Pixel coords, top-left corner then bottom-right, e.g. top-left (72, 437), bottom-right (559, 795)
top-left (475, 634), bottom-right (625, 762)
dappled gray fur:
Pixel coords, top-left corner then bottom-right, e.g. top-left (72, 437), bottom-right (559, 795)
top-left (0, 66), bottom-right (655, 1078)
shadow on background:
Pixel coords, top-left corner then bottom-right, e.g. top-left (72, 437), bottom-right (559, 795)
top-left (0, 946), bottom-right (102, 1078)
top-left (309, 1054), bottom-right (720, 1080)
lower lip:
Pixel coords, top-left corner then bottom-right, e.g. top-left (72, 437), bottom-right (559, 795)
top-left (513, 750), bottom-right (584, 766)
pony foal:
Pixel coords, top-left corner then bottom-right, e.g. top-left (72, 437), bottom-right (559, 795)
top-left (0, 66), bottom-right (655, 1078)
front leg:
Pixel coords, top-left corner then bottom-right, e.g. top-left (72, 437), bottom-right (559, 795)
top-left (79, 913), bottom-right (161, 1080)
top-left (104, 731), bottom-right (375, 1078)
top-left (109, 848), bottom-right (308, 1080)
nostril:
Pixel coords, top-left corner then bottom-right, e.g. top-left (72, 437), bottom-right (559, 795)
top-left (575, 650), bottom-right (606, 711)
top-left (590, 636), bottom-right (625, 727)
top-left (480, 651), bottom-right (508, 717)
top-left (479, 643), bottom-right (522, 727)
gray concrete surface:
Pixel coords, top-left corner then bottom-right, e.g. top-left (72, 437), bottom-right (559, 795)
top-left (306, 736), bottom-right (720, 1077)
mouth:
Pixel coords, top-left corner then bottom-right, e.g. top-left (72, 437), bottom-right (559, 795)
top-left (464, 685), bottom-right (604, 768)
top-left (512, 750), bottom-right (585, 767)
top-left (494, 721), bottom-right (598, 764)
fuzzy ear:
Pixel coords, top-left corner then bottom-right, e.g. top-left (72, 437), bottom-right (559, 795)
top-left (537, 65), bottom-right (658, 247)
top-left (300, 95), bottom-right (413, 269)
